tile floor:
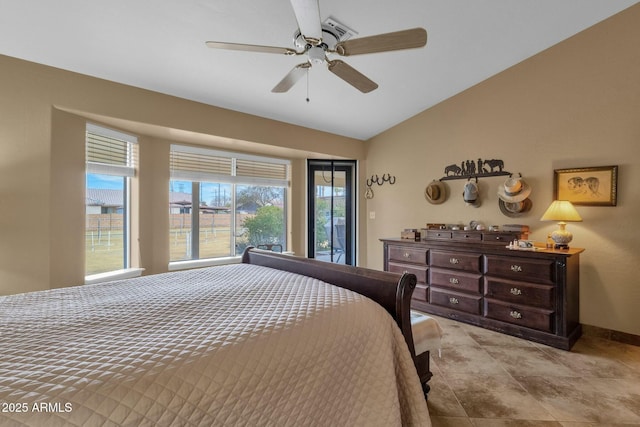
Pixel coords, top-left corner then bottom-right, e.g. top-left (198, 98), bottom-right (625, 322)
top-left (423, 314), bottom-right (640, 426)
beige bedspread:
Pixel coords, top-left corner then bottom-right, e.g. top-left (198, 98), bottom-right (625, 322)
top-left (0, 264), bottom-right (430, 426)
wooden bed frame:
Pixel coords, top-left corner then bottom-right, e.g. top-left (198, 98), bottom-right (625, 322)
top-left (242, 247), bottom-right (432, 395)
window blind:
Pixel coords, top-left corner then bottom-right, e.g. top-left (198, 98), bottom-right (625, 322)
top-left (170, 145), bottom-right (289, 186)
top-left (170, 147), bottom-right (233, 182)
top-left (236, 158), bottom-right (288, 181)
top-left (86, 124), bottom-right (138, 177)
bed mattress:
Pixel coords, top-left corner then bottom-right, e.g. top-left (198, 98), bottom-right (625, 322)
top-left (0, 264), bottom-right (430, 426)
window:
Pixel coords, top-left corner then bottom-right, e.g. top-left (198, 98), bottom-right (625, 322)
top-left (85, 124), bottom-right (137, 276)
top-left (169, 145), bottom-right (289, 263)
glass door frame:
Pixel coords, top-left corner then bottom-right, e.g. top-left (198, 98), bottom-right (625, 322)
top-left (307, 159), bottom-right (356, 265)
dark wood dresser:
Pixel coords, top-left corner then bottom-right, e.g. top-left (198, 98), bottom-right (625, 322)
top-left (381, 234), bottom-right (584, 350)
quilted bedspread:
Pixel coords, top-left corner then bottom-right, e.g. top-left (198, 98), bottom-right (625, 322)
top-left (0, 264), bottom-right (430, 426)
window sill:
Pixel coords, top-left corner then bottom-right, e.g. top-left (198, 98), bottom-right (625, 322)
top-left (85, 268), bottom-right (145, 285)
top-left (168, 256), bottom-right (242, 272)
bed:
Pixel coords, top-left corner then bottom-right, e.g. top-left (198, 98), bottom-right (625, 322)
top-left (0, 248), bottom-right (431, 426)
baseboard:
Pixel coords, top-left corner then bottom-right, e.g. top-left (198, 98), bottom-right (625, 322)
top-left (582, 324), bottom-right (640, 347)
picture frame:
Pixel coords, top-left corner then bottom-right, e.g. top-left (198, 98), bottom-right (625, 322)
top-left (554, 165), bottom-right (618, 206)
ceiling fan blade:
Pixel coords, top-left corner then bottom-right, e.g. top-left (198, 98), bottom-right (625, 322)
top-left (272, 62), bottom-right (311, 93)
top-left (335, 27), bottom-right (427, 56)
top-left (327, 60), bottom-right (378, 93)
top-left (289, 0), bottom-right (323, 42)
top-left (206, 41), bottom-right (297, 56)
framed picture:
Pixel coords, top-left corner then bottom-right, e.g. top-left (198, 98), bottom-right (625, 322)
top-left (554, 165), bottom-right (618, 206)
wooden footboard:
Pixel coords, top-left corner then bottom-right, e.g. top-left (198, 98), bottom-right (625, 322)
top-left (241, 247), bottom-right (432, 393)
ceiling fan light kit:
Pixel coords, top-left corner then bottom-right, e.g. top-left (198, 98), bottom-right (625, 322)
top-left (205, 0), bottom-right (427, 94)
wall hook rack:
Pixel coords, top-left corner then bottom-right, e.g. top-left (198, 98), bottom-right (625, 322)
top-left (365, 173), bottom-right (395, 199)
top-left (367, 173), bottom-right (396, 187)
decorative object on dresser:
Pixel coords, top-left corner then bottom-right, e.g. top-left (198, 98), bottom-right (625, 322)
top-left (401, 229), bottom-right (421, 241)
top-left (382, 235), bottom-right (583, 350)
top-left (540, 200), bottom-right (583, 249)
top-left (554, 165), bottom-right (618, 206)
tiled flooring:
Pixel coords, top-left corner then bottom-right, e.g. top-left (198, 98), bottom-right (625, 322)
top-left (424, 314), bottom-right (640, 426)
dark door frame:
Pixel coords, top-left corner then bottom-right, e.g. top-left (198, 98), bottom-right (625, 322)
top-left (307, 159), bottom-right (356, 265)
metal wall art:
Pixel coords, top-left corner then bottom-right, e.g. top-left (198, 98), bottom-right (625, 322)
top-left (440, 158), bottom-right (511, 181)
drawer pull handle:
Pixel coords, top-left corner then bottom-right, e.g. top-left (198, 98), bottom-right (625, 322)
top-left (449, 258), bottom-right (460, 264)
top-left (449, 297), bottom-right (459, 304)
top-left (403, 252), bottom-right (411, 258)
top-left (510, 310), bottom-right (522, 319)
top-left (510, 288), bottom-right (522, 295)
top-left (449, 278), bottom-right (459, 284)
top-left (510, 264), bottom-right (523, 273)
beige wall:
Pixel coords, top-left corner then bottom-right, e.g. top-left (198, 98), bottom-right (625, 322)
top-left (365, 5), bottom-right (640, 335)
top-left (0, 54), bottom-right (366, 295)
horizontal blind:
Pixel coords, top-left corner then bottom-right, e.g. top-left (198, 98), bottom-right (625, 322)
top-left (170, 147), bottom-right (233, 182)
top-left (86, 124), bottom-right (137, 177)
top-left (236, 158), bottom-right (288, 180)
top-left (170, 145), bottom-right (289, 186)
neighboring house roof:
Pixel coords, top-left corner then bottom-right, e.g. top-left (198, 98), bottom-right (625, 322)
top-left (169, 192), bottom-right (192, 207)
top-left (86, 189), bottom-right (229, 211)
top-left (85, 188), bottom-right (124, 207)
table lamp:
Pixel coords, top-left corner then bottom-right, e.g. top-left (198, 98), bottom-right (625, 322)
top-left (540, 200), bottom-right (582, 249)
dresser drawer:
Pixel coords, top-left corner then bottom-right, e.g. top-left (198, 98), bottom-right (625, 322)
top-left (451, 231), bottom-right (482, 242)
top-left (484, 299), bottom-right (555, 333)
top-left (425, 230), bottom-right (452, 240)
top-left (484, 277), bottom-right (554, 309)
top-left (484, 255), bottom-right (555, 284)
top-left (430, 268), bottom-right (482, 293)
top-left (482, 232), bottom-right (520, 245)
top-left (388, 262), bottom-right (428, 284)
top-left (388, 245), bottom-right (428, 265)
top-left (430, 250), bottom-right (482, 272)
top-left (413, 283), bottom-right (429, 302)
top-left (430, 288), bottom-right (482, 315)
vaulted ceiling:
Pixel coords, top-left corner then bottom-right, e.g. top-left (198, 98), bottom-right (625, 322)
top-left (1, 1), bottom-right (637, 140)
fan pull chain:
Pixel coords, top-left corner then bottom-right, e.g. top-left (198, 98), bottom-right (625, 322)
top-left (306, 68), bottom-right (310, 103)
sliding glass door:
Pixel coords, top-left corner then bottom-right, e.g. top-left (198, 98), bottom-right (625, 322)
top-left (307, 160), bottom-right (356, 265)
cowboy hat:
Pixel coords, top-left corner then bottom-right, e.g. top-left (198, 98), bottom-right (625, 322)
top-left (499, 198), bottom-right (533, 217)
top-left (497, 177), bottom-right (531, 203)
top-left (425, 180), bottom-right (446, 204)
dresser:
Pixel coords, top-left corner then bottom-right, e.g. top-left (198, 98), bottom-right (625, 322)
top-left (382, 235), bottom-right (584, 350)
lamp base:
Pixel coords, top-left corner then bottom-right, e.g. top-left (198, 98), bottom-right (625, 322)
top-left (551, 222), bottom-right (573, 249)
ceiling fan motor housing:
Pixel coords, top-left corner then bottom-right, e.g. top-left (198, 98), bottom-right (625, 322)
top-left (293, 24), bottom-right (340, 51)
top-left (307, 46), bottom-right (325, 64)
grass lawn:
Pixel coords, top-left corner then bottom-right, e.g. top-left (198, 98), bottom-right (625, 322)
top-left (86, 227), bottom-right (237, 275)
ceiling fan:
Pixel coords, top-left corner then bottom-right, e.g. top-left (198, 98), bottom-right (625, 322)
top-left (205, 0), bottom-right (427, 94)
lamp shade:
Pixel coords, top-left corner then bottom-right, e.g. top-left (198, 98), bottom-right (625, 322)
top-left (540, 200), bottom-right (582, 222)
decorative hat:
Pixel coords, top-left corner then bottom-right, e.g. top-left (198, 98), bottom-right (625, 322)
top-left (463, 181), bottom-right (479, 207)
top-left (499, 198), bottom-right (533, 217)
top-left (425, 180), bottom-right (446, 204)
top-left (497, 177), bottom-right (531, 203)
